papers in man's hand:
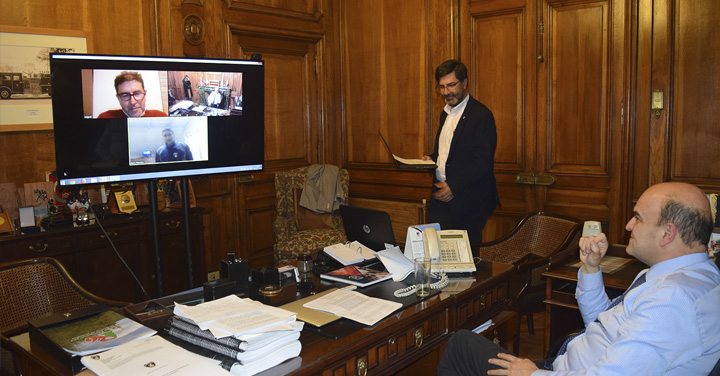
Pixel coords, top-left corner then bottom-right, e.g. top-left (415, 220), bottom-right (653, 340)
top-left (303, 288), bottom-right (402, 326)
top-left (376, 246), bottom-right (415, 281)
top-left (323, 241), bottom-right (377, 265)
top-left (173, 295), bottom-right (296, 338)
top-left (81, 335), bottom-right (231, 376)
top-left (379, 132), bottom-right (436, 169)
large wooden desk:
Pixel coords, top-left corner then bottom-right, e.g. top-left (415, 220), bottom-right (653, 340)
top-left (8, 261), bottom-right (515, 376)
top-left (542, 246), bottom-right (644, 353)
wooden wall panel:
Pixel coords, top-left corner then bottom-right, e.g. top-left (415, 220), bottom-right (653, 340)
top-left (228, 32), bottom-right (321, 167)
top-left (469, 4), bottom-right (529, 229)
top-left (548, 3), bottom-right (608, 172)
top-left (341, 0), bottom-right (431, 166)
top-left (670, 0), bottom-right (720, 183)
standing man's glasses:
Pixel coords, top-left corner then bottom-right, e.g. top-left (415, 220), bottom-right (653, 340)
top-left (117, 91), bottom-right (146, 101)
top-left (436, 81), bottom-right (460, 91)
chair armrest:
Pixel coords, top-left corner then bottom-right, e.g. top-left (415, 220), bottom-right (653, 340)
top-left (273, 216), bottom-right (295, 242)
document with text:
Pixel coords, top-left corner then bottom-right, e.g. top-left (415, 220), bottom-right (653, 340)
top-left (303, 288), bottom-right (402, 326)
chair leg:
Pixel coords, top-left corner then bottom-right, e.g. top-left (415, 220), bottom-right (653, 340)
top-left (527, 313), bottom-right (535, 335)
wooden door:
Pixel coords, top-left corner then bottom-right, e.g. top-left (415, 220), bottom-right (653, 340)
top-left (466, 0), bottom-right (628, 241)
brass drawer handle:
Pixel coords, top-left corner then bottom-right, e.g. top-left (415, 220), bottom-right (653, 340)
top-left (29, 243), bottom-right (48, 252)
top-left (415, 328), bottom-right (423, 347)
top-left (165, 220), bottom-right (180, 228)
top-left (357, 358), bottom-right (367, 376)
top-left (100, 232), bottom-right (118, 239)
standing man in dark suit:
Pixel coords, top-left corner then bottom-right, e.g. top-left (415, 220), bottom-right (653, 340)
top-left (423, 60), bottom-right (500, 245)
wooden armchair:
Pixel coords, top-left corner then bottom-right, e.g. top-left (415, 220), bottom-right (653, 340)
top-left (477, 212), bottom-right (581, 353)
top-left (272, 166), bottom-right (349, 266)
top-left (0, 257), bottom-right (130, 376)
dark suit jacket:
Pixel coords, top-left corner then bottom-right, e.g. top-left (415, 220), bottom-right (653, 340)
top-left (428, 95), bottom-right (499, 224)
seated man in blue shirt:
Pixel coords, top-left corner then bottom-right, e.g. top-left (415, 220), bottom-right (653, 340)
top-left (437, 182), bottom-right (720, 376)
top-left (156, 128), bottom-right (193, 162)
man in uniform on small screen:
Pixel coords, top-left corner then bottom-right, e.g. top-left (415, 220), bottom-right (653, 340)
top-left (156, 128), bottom-right (193, 162)
top-left (98, 71), bottom-right (167, 118)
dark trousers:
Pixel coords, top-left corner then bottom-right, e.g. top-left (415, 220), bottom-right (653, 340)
top-left (428, 199), bottom-right (488, 245)
top-left (437, 330), bottom-right (550, 376)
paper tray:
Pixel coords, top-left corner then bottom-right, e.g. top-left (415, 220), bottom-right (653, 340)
top-left (28, 305), bottom-right (109, 374)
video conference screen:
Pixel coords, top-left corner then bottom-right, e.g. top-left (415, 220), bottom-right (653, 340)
top-left (50, 54), bottom-right (264, 186)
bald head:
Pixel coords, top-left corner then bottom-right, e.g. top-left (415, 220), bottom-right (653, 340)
top-left (643, 182), bottom-right (713, 250)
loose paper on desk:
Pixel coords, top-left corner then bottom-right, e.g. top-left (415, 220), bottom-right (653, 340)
top-left (324, 241), bottom-right (376, 265)
top-left (81, 335), bottom-right (231, 376)
top-left (303, 288), bottom-right (402, 326)
top-left (174, 295), bottom-right (296, 337)
top-left (376, 246), bottom-right (415, 281)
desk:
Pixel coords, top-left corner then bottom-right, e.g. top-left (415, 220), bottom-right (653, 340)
top-left (9, 261), bottom-right (515, 376)
top-left (542, 247), bottom-right (644, 353)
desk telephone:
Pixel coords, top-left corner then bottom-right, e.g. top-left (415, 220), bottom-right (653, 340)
top-left (421, 227), bottom-right (476, 274)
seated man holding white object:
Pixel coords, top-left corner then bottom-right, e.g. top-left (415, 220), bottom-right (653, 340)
top-left (437, 182), bottom-right (720, 375)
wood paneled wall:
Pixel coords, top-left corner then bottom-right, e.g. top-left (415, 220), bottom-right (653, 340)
top-left (2, 0), bottom-right (719, 278)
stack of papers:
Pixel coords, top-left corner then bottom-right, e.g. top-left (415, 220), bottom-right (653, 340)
top-left (81, 296), bottom-right (303, 376)
top-left (166, 295), bottom-right (303, 375)
top-left (324, 241), bottom-right (377, 265)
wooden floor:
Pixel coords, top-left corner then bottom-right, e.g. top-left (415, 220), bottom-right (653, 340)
top-left (517, 311), bottom-right (546, 360)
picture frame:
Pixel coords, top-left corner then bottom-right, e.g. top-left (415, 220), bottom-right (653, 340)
top-left (0, 26), bottom-right (91, 132)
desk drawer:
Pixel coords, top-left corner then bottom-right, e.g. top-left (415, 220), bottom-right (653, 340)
top-left (480, 311), bottom-right (518, 351)
top-left (73, 224), bottom-right (142, 248)
top-left (1, 234), bottom-right (74, 259)
top-left (455, 283), bottom-right (510, 330)
top-left (319, 308), bottom-right (449, 376)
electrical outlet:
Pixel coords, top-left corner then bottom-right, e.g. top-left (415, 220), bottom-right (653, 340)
top-left (208, 271), bottom-right (220, 281)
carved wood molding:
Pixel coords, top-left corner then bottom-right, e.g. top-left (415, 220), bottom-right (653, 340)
top-left (183, 14), bottom-right (205, 45)
top-left (182, 0), bottom-right (204, 5)
top-left (221, 0), bottom-right (323, 22)
top-left (226, 22), bottom-right (323, 43)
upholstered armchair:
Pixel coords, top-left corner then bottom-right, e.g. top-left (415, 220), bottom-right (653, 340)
top-left (477, 212), bottom-right (581, 354)
top-left (272, 166), bottom-right (349, 266)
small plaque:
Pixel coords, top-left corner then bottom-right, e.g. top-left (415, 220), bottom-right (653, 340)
top-left (0, 212), bottom-right (13, 234)
top-left (108, 189), bottom-right (138, 214)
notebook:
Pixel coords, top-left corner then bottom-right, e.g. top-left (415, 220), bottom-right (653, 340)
top-left (339, 205), bottom-right (396, 251)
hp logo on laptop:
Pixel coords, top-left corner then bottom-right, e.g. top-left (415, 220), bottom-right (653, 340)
top-left (363, 225), bottom-right (371, 233)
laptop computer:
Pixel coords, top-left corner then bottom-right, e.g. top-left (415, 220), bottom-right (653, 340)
top-left (339, 205), bottom-right (396, 251)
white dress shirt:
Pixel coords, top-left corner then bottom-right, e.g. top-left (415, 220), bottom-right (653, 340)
top-left (435, 94), bottom-right (469, 182)
top-left (533, 252), bottom-right (720, 375)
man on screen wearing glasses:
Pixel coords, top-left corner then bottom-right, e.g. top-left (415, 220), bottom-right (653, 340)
top-left (98, 71), bottom-right (167, 118)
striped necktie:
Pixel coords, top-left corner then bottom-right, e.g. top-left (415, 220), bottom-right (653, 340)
top-left (556, 271), bottom-right (648, 357)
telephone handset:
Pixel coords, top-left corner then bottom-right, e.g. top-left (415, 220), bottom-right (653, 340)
top-left (421, 227), bottom-right (476, 274)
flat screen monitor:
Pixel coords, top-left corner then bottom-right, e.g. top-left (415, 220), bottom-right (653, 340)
top-left (50, 53), bottom-right (264, 186)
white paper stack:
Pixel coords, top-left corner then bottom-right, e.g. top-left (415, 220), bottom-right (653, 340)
top-left (165, 295), bottom-right (304, 376)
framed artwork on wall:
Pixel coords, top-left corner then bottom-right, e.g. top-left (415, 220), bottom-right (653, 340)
top-left (0, 26), bottom-right (91, 132)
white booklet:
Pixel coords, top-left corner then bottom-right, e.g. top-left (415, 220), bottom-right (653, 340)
top-left (323, 241), bottom-right (376, 265)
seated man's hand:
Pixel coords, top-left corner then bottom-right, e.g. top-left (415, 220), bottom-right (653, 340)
top-left (487, 353), bottom-right (538, 376)
top-left (432, 181), bottom-right (454, 202)
top-left (578, 232), bottom-right (609, 274)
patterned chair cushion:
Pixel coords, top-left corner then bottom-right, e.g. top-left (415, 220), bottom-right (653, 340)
top-left (272, 166), bottom-right (349, 266)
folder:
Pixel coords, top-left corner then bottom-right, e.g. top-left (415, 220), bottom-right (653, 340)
top-left (379, 132), bottom-right (436, 169)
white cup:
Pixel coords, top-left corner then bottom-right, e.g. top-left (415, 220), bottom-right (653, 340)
top-left (414, 257), bottom-right (432, 297)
